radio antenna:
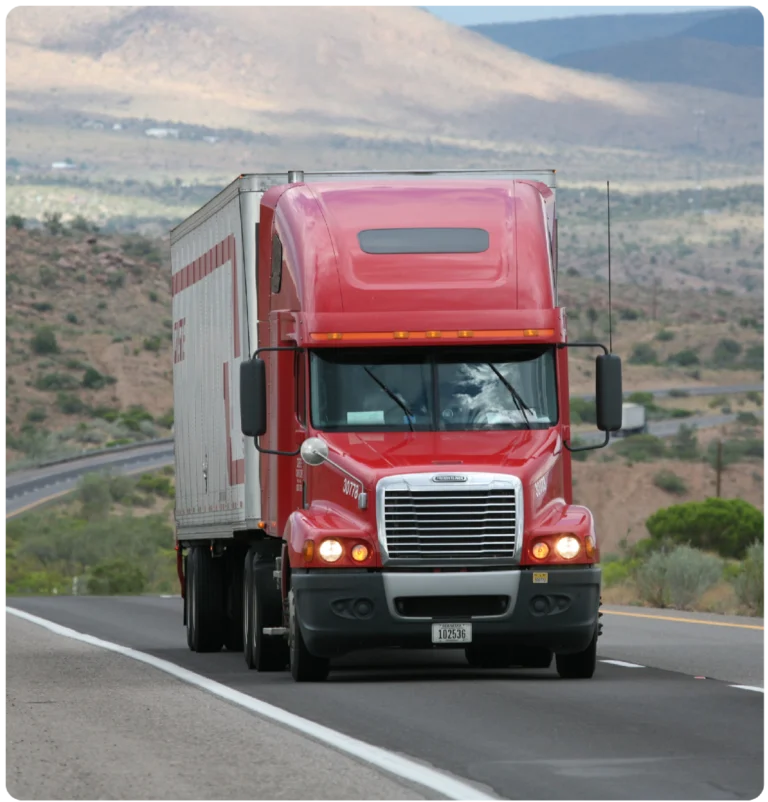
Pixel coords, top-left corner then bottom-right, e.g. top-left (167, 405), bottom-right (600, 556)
top-left (607, 180), bottom-right (613, 354)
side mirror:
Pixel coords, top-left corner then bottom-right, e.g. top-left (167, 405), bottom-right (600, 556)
top-left (240, 358), bottom-right (267, 437)
top-left (300, 437), bottom-right (329, 467)
top-left (595, 353), bottom-right (623, 432)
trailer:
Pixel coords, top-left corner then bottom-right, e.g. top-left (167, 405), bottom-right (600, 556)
top-left (618, 402), bottom-right (647, 437)
top-left (169, 169), bottom-right (623, 681)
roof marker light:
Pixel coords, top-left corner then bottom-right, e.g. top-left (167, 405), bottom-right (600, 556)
top-left (425, 331), bottom-right (442, 338)
top-left (394, 331), bottom-right (409, 339)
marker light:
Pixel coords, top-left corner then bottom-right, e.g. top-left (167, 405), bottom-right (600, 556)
top-left (351, 544), bottom-right (369, 562)
top-left (302, 540), bottom-right (315, 562)
top-left (531, 541), bottom-right (550, 560)
top-left (554, 535), bottom-right (580, 560)
top-left (585, 535), bottom-right (596, 559)
top-left (318, 539), bottom-right (343, 562)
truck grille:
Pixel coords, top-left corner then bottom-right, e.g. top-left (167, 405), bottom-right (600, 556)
top-left (383, 488), bottom-right (518, 559)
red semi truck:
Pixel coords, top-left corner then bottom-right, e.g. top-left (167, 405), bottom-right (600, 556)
top-left (169, 169), bottom-right (622, 682)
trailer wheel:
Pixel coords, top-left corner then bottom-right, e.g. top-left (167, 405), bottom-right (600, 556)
top-left (223, 549), bottom-right (244, 652)
top-left (288, 588), bottom-right (330, 682)
top-left (186, 545), bottom-right (224, 653)
top-left (555, 628), bottom-right (597, 679)
top-left (243, 550), bottom-right (288, 671)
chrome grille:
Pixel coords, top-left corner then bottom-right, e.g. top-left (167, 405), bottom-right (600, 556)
top-left (383, 487), bottom-right (517, 559)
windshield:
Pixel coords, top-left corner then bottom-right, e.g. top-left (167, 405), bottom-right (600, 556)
top-left (310, 345), bottom-right (557, 432)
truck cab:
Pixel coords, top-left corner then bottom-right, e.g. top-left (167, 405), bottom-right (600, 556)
top-left (237, 170), bottom-right (622, 680)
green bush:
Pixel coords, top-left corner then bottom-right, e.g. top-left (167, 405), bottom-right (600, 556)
top-left (86, 558), bottom-right (147, 595)
top-left (6, 214), bottom-right (25, 229)
top-left (655, 329), bottom-right (675, 342)
top-left (78, 473), bottom-right (112, 520)
top-left (120, 406), bottom-right (154, 432)
top-left (91, 406), bottom-right (120, 422)
top-left (602, 560), bottom-right (634, 588)
top-left (667, 349), bottom-right (700, 367)
top-left (743, 344), bottom-right (763, 370)
top-left (629, 343), bottom-right (658, 365)
top-left (614, 434), bottom-right (666, 462)
top-left (56, 392), bottom-right (87, 415)
top-left (570, 397), bottom-right (596, 425)
top-left (746, 391), bottom-right (762, 406)
top-left (66, 312), bottom-right (79, 325)
top-left (667, 425), bottom-right (699, 461)
top-left (653, 470), bottom-right (687, 496)
top-left (106, 271), bottom-right (126, 291)
top-left (31, 327), bottom-right (59, 355)
top-left (157, 409), bottom-right (174, 429)
top-left (35, 373), bottom-right (78, 392)
top-left (32, 302), bottom-right (54, 312)
top-left (148, 290), bottom-right (159, 303)
top-left (39, 266), bottom-right (57, 288)
top-left (737, 411), bottom-right (760, 426)
top-left (136, 473), bottom-right (174, 499)
top-left (706, 437), bottom-right (764, 467)
top-left (82, 367), bottom-right (116, 390)
top-left (734, 542), bottom-right (763, 615)
top-left (143, 336), bottom-right (162, 353)
top-left (636, 545), bottom-right (723, 610)
top-left (645, 498), bottom-right (763, 559)
top-left (627, 391), bottom-right (654, 406)
top-left (668, 389), bottom-right (690, 398)
top-left (25, 408), bottom-right (47, 424)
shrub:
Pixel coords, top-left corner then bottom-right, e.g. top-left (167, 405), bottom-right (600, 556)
top-left (57, 392), bottom-right (87, 415)
top-left (78, 473), bottom-right (112, 519)
top-left (619, 307), bottom-right (640, 321)
top-left (667, 349), bottom-right (699, 367)
top-left (66, 312), bottom-right (79, 325)
top-left (570, 397), bottom-right (596, 425)
top-left (743, 345), bottom-right (763, 370)
top-left (653, 470), bottom-right (687, 496)
top-left (636, 546), bottom-right (723, 610)
top-left (120, 406), bottom-right (154, 432)
top-left (136, 473), bottom-right (174, 499)
top-left (668, 425), bottom-right (699, 461)
top-left (25, 407), bottom-right (47, 424)
top-left (602, 560), bottom-right (634, 588)
top-left (668, 389), bottom-right (689, 398)
top-left (148, 290), bottom-right (159, 303)
top-left (737, 411), bottom-right (759, 425)
top-left (645, 498), bottom-right (763, 560)
top-left (86, 558), bottom-right (147, 595)
top-left (614, 434), bottom-right (666, 462)
top-left (6, 214), bottom-right (25, 229)
top-left (734, 541), bottom-right (763, 615)
top-left (108, 475), bottom-right (136, 503)
top-left (707, 437), bottom-right (763, 467)
top-left (35, 373), bottom-right (79, 391)
top-left (712, 338), bottom-right (742, 367)
top-left (655, 329), bottom-right (675, 342)
top-left (39, 266), bottom-right (57, 288)
top-left (746, 391), bottom-right (762, 406)
top-left (43, 211), bottom-right (64, 235)
top-left (69, 215), bottom-right (91, 232)
top-left (143, 336), bottom-right (162, 353)
top-left (627, 391), bottom-right (654, 406)
top-left (106, 271), bottom-right (126, 291)
top-left (32, 302), bottom-right (54, 312)
top-left (157, 409), bottom-right (174, 429)
top-left (629, 343), bottom-right (657, 365)
top-left (82, 367), bottom-right (116, 390)
top-left (31, 327), bottom-right (59, 355)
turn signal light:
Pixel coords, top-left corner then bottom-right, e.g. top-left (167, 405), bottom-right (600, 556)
top-left (302, 540), bottom-right (315, 562)
top-left (585, 535), bottom-right (596, 559)
top-left (351, 544), bottom-right (369, 562)
top-left (532, 541), bottom-right (550, 559)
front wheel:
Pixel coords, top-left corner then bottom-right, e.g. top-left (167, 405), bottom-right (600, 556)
top-left (288, 589), bottom-right (330, 682)
top-left (243, 550), bottom-right (288, 671)
top-left (555, 629), bottom-right (597, 679)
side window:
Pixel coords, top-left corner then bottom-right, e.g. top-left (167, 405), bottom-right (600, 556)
top-left (271, 234), bottom-right (283, 294)
top-left (295, 350), bottom-right (306, 426)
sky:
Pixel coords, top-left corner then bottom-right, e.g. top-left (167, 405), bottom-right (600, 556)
top-left (424, 5), bottom-right (719, 25)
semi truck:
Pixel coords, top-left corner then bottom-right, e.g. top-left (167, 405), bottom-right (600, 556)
top-left (169, 169), bottom-right (622, 682)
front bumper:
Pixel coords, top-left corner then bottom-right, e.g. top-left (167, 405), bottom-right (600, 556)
top-left (291, 566), bottom-right (600, 659)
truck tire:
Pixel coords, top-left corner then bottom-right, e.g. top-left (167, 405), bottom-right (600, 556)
top-left (555, 628), bottom-right (597, 679)
top-left (223, 549), bottom-right (244, 652)
top-left (243, 550), bottom-right (288, 671)
top-left (186, 545), bottom-right (224, 653)
top-left (288, 588), bottom-right (330, 682)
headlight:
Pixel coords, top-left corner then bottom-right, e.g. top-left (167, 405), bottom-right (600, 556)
top-left (555, 535), bottom-right (580, 560)
top-left (318, 539), bottom-right (343, 562)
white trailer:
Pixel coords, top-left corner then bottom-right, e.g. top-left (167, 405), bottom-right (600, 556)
top-left (618, 402), bottom-right (647, 436)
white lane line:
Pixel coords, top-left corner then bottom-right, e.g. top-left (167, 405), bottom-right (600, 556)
top-left (729, 685), bottom-right (764, 693)
top-left (599, 659), bottom-right (645, 668)
top-left (6, 607), bottom-right (496, 801)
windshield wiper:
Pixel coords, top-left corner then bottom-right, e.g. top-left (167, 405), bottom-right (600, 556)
top-left (362, 367), bottom-right (414, 432)
top-left (487, 363), bottom-right (531, 429)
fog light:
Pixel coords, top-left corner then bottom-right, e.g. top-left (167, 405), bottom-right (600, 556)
top-left (555, 535), bottom-right (580, 560)
top-left (532, 541), bottom-right (550, 559)
top-left (585, 535), bottom-right (596, 559)
top-left (318, 539), bottom-right (343, 562)
top-left (351, 544), bottom-right (369, 562)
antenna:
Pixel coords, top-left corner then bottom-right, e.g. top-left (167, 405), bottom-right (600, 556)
top-left (607, 180), bottom-right (613, 354)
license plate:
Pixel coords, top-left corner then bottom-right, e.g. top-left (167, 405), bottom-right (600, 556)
top-left (431, 622), bottom-right (472, 644)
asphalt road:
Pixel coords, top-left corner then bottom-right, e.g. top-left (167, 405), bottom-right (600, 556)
top-left (8, 595), bottom-right (763, 800)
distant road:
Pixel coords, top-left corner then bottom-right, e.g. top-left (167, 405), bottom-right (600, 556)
top-left (575, 382), bottom-right (763, 402)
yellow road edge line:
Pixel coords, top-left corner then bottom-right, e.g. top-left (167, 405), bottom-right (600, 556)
top-left (604, 609), bottom-right (763, 631)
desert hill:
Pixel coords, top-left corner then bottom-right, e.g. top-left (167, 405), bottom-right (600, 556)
top-left (5, 6), bottom-right (763, 185)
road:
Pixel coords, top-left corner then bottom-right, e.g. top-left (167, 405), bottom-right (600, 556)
top-left (8, 595), bottom-right (764, 800)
